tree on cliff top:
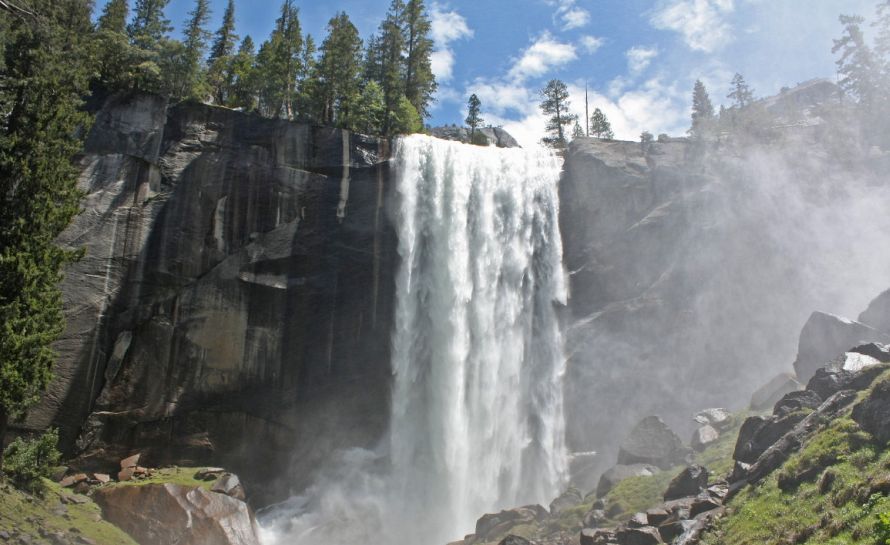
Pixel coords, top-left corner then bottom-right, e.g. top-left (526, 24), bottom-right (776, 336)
top-left (314, 12), bottom-right (364, 127)
top-left (207, 0), bottom-right (239, 104)
top-left (834, 14), bottom-right (880, 108)
top-left (402, 0), bottom-right (437, 119)
top-left (589, 107), bottom-right (614, 139)
top-left (690, 79), bottom-right (715, 139)
top-left (0, 0), bottom-right (92, 467)
top-left (728, 73), bottom-right (754, 108)
top-left (540, 79), bottom-right (576, 148)
top-left (466, 93), bottom-right (483, 140)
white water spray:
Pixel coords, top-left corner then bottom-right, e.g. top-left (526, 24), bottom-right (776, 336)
top-left (261, 135), bottom-right (568, 545)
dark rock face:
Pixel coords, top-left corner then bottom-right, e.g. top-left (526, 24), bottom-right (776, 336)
top-left (663, 465), bottom-right (709, 501)
top-left (773, 390), bottom-right (822, 418)
top-left (793, 311), bottom-right (889, 382)
top-left (851, 376), bottom-right (890, 443)
top-left (93, 483), bottom-right (260, 545)
top-left (19, 94), bottom-right (396, 502)
top-left (617, 416), bottom-right (690, 470)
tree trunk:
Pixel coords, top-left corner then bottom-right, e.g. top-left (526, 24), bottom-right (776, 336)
top-left (0, 405), bottom-right (8, 469)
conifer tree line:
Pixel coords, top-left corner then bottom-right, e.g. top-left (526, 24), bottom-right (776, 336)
top-left (94, 0), bottom-right (437, 136)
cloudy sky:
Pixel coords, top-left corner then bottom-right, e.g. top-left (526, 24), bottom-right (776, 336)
top-left (99, 0), bottom-right (877, 146)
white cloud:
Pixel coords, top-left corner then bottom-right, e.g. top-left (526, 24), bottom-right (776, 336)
top-left (580, 35), bottom-right (605, 54)
top-left (508, 33), bottom-right (577, 82)
top-left (430, 4), bottom-right (473, 82)
top-left (626, 46), bottom-right (659, 74)
top-left (649, 0), bottom-right (736, 52)
top-left (547, 0), bottom-right (591, 30)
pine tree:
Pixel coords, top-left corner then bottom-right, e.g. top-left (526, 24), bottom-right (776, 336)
top-left (127, 0), bottom-right (173, 93)
top-left (728, 73), bottom-right (754, 108)
top-left (294, 34), bottom-right (317, 121)
top-left (314, 12), bottom-right (363, 127)
top-left (0, 0), bottom-right (94, 465)
top-left (379, 0), bottom-right (406, 135)
top-left (96, 0), bottom-right (136, 91)
top-left (172, 0), bottom-right (211, 100)
top-left (690, 79), bottom-right (715, 139)
top-left (363, 35), bottom-right (384, 83)
top-left (589, 107), bottom-right (614, 139)
top-left (402, 0), bottom-right (436, 119)
top-left (874, 1), bottom-right (890, 62)
top-left (353, 81), bottom-right (386, 135)
top-left (540, 79), bottom-right (576, 148)
top-left (128, 0), bottom-right (171, 51)
top-left (465, 93), bottom-right (483, 140)
top-left (207, 0), bottom-right (238, 104)
top-left (834, 14), bottom-right (879, 108)
top-left (229, 35), bottom-right (257, 111)
top-left (255, 0), bottom-right (303, 118)
top-left (572, 120), bottom-right (585, 139)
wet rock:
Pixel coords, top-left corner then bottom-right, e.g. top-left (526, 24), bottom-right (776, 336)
top-left (628, 513), bottom-right (648, 528)
top-left (733, 413), bottom-right (806, 465)
top-left (645, 508), bottom-right (670, 526)
top-left (615, 526), bottom-right (663, 545)
top-left (750, 373), bottom-right (802, 411)
top-left (59, 474), bottom-right (88, 488)
top-left (616, 417), bottom-right (690, 470)
top-left (693, 409), bottom-right (732, 431)
top-left (93, 483), bottom-right (260, 545)
top-left (773, 390), bottom-right (822, 418)
top-left (596, 464), bottom-right (659, 497)
top-left (549, 487), bottom-right (583, 515)
top-left (793, 311), bottom-right (889, 383)
top-left (474, 506), bottom-right (548, 541)
top-left (852, 376), bottom-right (890, 443)
top-left (195, 468), bottom-right (227, 481)
top-left (211, 474), bottom-right (246, 501)
top-left (656, 520), bottom-right (689, 543)
top-left (580, 528), bottom-right (616, 545)
top-left (664, 465), bottom-right (709, 501)
top-left (689, 495), bottom-right (722, 517)
top-left (690, 426), bottom-right (719, 452)
top-left (859, 288), bottom-right (890, 333)
top-left (850, 342), bottom-right (890, 362)
top-left (833, 351), bottom-right (883, 373)
top-left (582, 509), bottom-right (606, 529)
top-left (497, 536), bottom-right (534, 545)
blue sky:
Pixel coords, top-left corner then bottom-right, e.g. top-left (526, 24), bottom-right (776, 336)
top-left (97, 0), bottom-right (876, 145)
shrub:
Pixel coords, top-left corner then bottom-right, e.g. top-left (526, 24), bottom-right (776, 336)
top-left (2, 428), bottom-right (61, 493)
top-left (877, 510), bottom-right (890, 544)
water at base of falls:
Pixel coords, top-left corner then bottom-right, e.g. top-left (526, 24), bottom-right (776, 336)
top-left (260, 135), bottom-right (569, 545)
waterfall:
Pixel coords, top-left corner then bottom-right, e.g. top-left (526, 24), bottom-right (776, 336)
top-left (260, 134), bottom-right (568, 545)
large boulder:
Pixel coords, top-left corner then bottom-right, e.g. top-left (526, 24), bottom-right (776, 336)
top-left (93, 483), bottom-right (260, 545)
top-left (859, 289), bottom-right (890, 333)
top-left (474, 506), bottom-right (549, 542)
top-left (596, 464), bottom-right (659, 497)
top-left (793, 311), bottom-right (889, 382)
top-left (617, 416), bottom-right (690, 470)
top-left (851, 376), bottom-right (890, 443)
top-left (616, 526), bottom-right (663, 545)
top-left (750, 373), bottom-right (802, 411)
top-left (772, 390), bottom-right (822, 418)
top-left (550, 487), bottom-right (583, 515)
top-left (663, 465), bottom-right (709, 501)
top-left (690, 426), bottom-right (719, 452)
top-left (733, 412), bottom-right (806, 464)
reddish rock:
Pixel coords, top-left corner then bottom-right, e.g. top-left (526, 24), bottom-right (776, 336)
top-left (119, 454), bottom-right (141, 470)
top-left (93, 483), bottom-right (260, 545)
top-left (93, 474), bottom-right (111, 484)
top-left (59, 474), bottom-right (88, 488)
top-left (117, 466), bottom-right (135, 482)
top-left (211, 474), bottom-right (246, 501)
top-left (616, 526), bottom-right (663, 545)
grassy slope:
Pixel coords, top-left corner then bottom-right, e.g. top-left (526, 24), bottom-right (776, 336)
top-left (0, 466), bottom-right (218, 545)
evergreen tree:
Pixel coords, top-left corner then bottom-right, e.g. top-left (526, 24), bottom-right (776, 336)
top-left (589, 107), bottom-right (614, 139)
top-left (96, 0), bottom-right (137, 91)
top-left (207, 0), bottom-right (238, 104)
top-left (363, 35), bottom-right (384, 83)
top-left (255, 0), bottom-right (303, 118)
top-left (175, 0), bottom-right (212, 99)
top-left (728, 73), bottom-right (754, 108)
top-left (571, 120), bottom-right (585, 139)
top-left (834, 14), bottom-right (879, 108)
top-left (314, 12), bottom-right (363, 127)
top-left (228, 35), bottom-right (257, 111)
top-left (874, 1), bottom-right (890, 63)
top-left (690, 79), bottom-right (715, 138)
top-left (465, 93), bottom-right (483, 140)
top-left (0, 0), bottom-right (94, 465)
top-left (127, 0), bottom-right (173, 93)
top-left (402, 0), bottom-right (436, 119)
top-left (539, 79), bottom-right (576, 148)
top-left (353, 81), bottom-right (386, 135)
top-left (128, 0), bottom-right (171, 50)
top-left (294, 34), bottom-right (317, 121)
top-left (379, 0), bottom-right (406, 135)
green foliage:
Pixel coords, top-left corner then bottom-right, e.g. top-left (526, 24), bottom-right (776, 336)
top-left (466, 93), bottom-right (483, 137)
top-left (255, 0), bottom-right (305, 118)
top-left (2, 429), bottom-right (61, 492)
top-left (834, 14), bottom-right (880, 108)
top-left (728, 73), bottom-right (754, 108)
top-left (314, 12), bottom-right (364, 127)
top-left (877, 510), bottom-right (890, 544)
top-left (228, 36), bottom-right (257, 111)
top-left (353, 81), bottom-right (386, 135)
top-left (392, 95), bottom-right (423, 135)
top-left (402, 0), bottom-right (437, 119)
top-left (174, 0), bottom-right (212, 100)
top-left (471, 131), bottom-right (490, 146)
top-left (0, 0), bottom-right (93, 435)
top-left (207, 0), bottom-right (238, 104)
top-left (690, 79), bottom-right (715, 139)
top-left (96, 0), bottom-right (139, 91)
top-left (589, 107), bottom-right (614, 139)
top-left (540, 79), bottom-right (576, 148)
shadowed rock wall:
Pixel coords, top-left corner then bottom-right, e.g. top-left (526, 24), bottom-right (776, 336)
top-left (18, 93), bottom-right (396, 503)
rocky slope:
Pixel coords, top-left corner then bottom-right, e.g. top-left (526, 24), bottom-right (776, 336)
top-left (14, 93), bottom-right (397, 503)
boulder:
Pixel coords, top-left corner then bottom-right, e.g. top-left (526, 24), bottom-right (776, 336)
top-left (750, 373), bottom-right (802, 411)
top-left (59, 474), bottom-right (88, 488)
top-left (615, 526), bottom-right (663, 545)
top-left (851, 377), bottom-right (890, 443)
top-left (693, 408), bottom-right (732, 431)
top-left (211, 473), bottom-right (246, 501)
top-left (549, 487), bottom-right (583, 515)
top-left (806, 364), bottom-right (889, 400)
top-left (582, 508), bottom-right (606, 529)
top-left (596, 464), bottom-right (659, 497)
top-left (93, 483), bottom-right (259, 545)
top-left (733, 412), bottom-right (806, 464)
top-left (119, 454), bottom-right (140, 470)
top-left (793, 311), bottom-right (889, 382)
top-left (773, 390), bottom-right (822, 417)
top-left (580, 528), bottom-right (617, 545)
top-left (689, 495), bottom-right (722, 517)
top-left (497, 537), bottom-right (533, 545)
top-left (850, 343), bottom-right (890, 362)
top-left (474, 506), bottom-right (548, 541)
top-left (195, 468), bottom-right (227, 481)
top-left (663, 465), bottom-right (709, 501)
top-left (859, 289), bottom-right (890, 333)
top-left (690, 426), bottom-right (719, 452)
top-left (616, 416), bottom-right (690, 470)
top-left (833, 352), bottom-right (883, 373)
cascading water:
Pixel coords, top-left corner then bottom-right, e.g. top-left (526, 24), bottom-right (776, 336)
top-left (261, 134), bottom-right (568, 545)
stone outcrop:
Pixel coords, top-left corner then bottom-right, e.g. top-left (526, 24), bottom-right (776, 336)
top-left (616, 416), bottom-right (690, 470)
top-left (859, 289), bottom-right (890, 333)
top-left (792, 311), bottom-right (889, 382)
top-left (93, 483), bottom-right (260, 545)
top-left (851, 374), bottom-right (890, 443)
top-left (428, 126), bottom-right (520, 148)
top-left (17, 93), bottom-right (396, 503)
